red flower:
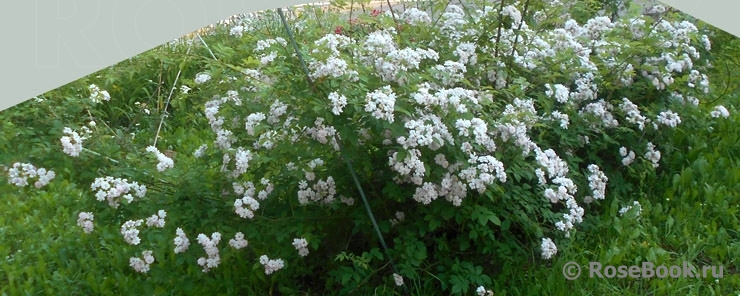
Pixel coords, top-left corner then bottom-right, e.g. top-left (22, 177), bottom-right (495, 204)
top-left (371, 9), bottom-right (381, 17)
top-left (335, 26), bottom-right (344, 34)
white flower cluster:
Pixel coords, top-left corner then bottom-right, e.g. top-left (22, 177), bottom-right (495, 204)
top-left (129, 250), bottom-right (155, 273)
top-left (372, 46), bottom-right (439, 85)
top-left (306, 117), bottom-right (340, 151)
top-left (236, 178), bottom-right (275, 200)
top-left (77, 212), bottom-right (94, 233)
top-left (197, 232), bottom-right (221, 272)
top-left (553, 179), bottom-right (583, 237)
top-left (233, 183), bottom-right (258, 219)
top-left (234, 193), bottom-right (259, 219)
top-left (619, 147), bottom-right (636, 166)
top-left (476, 286), bottom-right (495, 296)
top-left (390, 211), bottom-right (405, 226)
top-left (339, 195), bottom-right (355, 206)
top-left (6, 162), bottom-right (55, 188)
top-left (496, 120), bottom-right (537, 156)
top-left (474, 10), bottom-right (709, 155)
top-left (661, 52), bottom-right (693, 73)
top-left (646, 4), bottom-right (666, 14)
top-left (308, 34), bottom-right (358, 80)
top-left (592, 39), bottom-right (625, 69)
top-left (583, 16), bottom-right (614, 39)
top-left (641, 20), bottom-right (707, 91)
top-left (204, 99), bottom-right (226, 132)
top-left (710, 105), bottom-right (730, 118)
top-left (231, 147), bottom-right (254, 178)
top-left (259, 255), bottom-right (285, 275)
top-left (399, 8), bottom-right (432, 25)
top-left (145, 146), bottom-right (174, 172)
top-left (60, 127), bottom-right (84, 157)
top-left (174, 228), bottom-right (190, 254)
top-left (579, 99), bottom-right (618, 128)
top-left (297, 175), bottom-right (337, 205)
top-left (121, 219), bottom-right (144, 245)
top-left (687, 70), bottom-right (709, 92)
top-left (465, 155), bottom-right (507, 193)
top-left (398, 112), bottom-right (454, 151)
top-left (245, 112), bottom-right (266, 136)
top-left (619, 201), bottom-right (643, 217)
top-left (536, 147), bottom-right (582, 237)
top-left (621, 17), bottom-right (647, 38)
top-left (145, 210), bottom-right (167, 228)
top-left (432, 60), bottom-right (467, 87)
top-left (412, 182), bottom-right (439, 205)
top-left (193, 144), bottom-right (208, 158)
top-left (88, 84), bottom-right (111, 104)
top-left (700, 34), bottom-right (711, 50)
top-left (545, 84), bottom-right (570, 104)
top-left (386, 105), bottom-right (508, 206)
top-left (403, 151), bottom-right (501, 206)
top-left (230, 25), bottom-right (245, 37)
top-left (397, 49), bottom-right (441, 82)
top-left (618, 63), bottom-right (636, 87)
top-left (388, 149), bottom-right (425, 185)
top-left (233, 179), bottom-right (274, 218)
top-left (359, 29), bottom-right (397, 65)
top-left (229, 232), bottom-right (248, 249)
top-left (255, 130), bottom-right (278, 151)
top-left (365, 86), bottom-right (397, 123)
top-left (382, 129), bottom-right (394, 145)
top-left (438, 5), bottom-right (469, 42)
top-left (541, 237), bottom-right (558, 260)
top-left (570, 73), bottom-right (599, 104)
top-left (549, 111), bottom-right (570, 129)
top-left (413, 85), bottom-right (482, 115)
top-left (292, 238), bottom-right (309, 257)
top-left (241, 68), bottom-right (274, 92)
top-left (392, 273), bottom-right (404, 286)
top-left (195, 73), bottom-right (211, 84)
top-left (672, 92), bottom-right (701, 106)
top-left (489, 102), bottom-right (536, 157)
top-left (244, 106), bottom-right (290, 151)
top-left (328, 91), bottom-right (348, 115)
top-left (585, 164), bottom-right (608, 201)
top-left (206, 90), bottom-right (280, 154)
top-left (134, 101), bottom-right (151, 115)
top-left (502, 4), bottom-right (523, 27)
top-left (91, 176), bottom-right (147, 208)
top-left (268, 99), bottom-right (289, 125)
top-left (255, 36), bottom-right (287, 53)
top-left (502, 98), bottom-right (538, 127)
top-left (656, 110), bottom-right (681, 128)
top-left (224, 90), bottom-right (243, 106)
top-left (254, 37), bottom-right (287, 67)
top-left (534, 148), bottom-right (569, 184)
top-left (215, 129), bottom-right (234, 150)
top-left (619, 98), bottom-right (650, 131)
top-left (644, 142), bottom-right (661, 168)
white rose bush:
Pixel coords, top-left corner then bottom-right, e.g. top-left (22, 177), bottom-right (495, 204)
top-left (2, 0), bottom-right (740, 294)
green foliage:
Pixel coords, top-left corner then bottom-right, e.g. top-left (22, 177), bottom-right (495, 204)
top-left (2, 0), bottom-right (740, 295)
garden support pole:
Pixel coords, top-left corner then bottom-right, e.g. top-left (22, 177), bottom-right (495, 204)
top-left (277, 7), bottom-right (409, 294)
